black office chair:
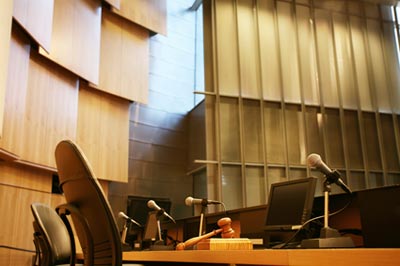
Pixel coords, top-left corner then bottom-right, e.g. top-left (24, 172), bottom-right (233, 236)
top-left (54, 140), bottom-right (142, 266)
top-left (31, 202), bottom-right (76, 266)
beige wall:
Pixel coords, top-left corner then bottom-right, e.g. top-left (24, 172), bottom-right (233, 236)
top-left (109, 0), bottom-right (200, 223)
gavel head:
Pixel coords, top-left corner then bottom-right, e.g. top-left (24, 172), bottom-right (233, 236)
top-left (217, 217), bottom-right (235, 238)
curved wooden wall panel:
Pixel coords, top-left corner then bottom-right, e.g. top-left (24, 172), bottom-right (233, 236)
top-left (22, 52), bottom-right (79, 166)
top-left (0, 26), bottom-right (79, 168)
top-left (39, 0), bottom-right (101, 85)
top-left (0, 186), bottom-right (67, 262)
top-left (0, 185), bottom-right (50, 250)
top-left (0, 0), bottom-right (13, 139)
top-left (105, 0), bottom-right (120, 9)
top-left (98, 9), bottom-right (149, 103)
top-left (112, 0), bottom-right (167, 36)
top-left (0, 183), bottom-right (65, 264)
top-left (0, 161), bottom-right (53, 192)
top-left (77, 83), bottom-right (130, 183)
top-left (0, 27), bottom-right (31, 156)
top-left (12, 0), bottom-right (54, 52)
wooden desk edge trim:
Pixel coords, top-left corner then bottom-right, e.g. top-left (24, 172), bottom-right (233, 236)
top-left (122, 249), bottom-right (400, 266)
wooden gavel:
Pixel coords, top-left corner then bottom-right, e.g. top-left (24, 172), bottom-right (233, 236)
top-left (175, 217), bottom-right (234, 250)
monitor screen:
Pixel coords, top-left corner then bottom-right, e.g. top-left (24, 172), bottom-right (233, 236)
top-left (264, 177), bottom-right (317, 231)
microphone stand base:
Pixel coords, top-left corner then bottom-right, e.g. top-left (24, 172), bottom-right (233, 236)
top-left (149, 244), bottom-right (175, 251)
top-left (149, 240), bottom-right (175, 251)
top-left (300, 236), bottom-right (355, 248)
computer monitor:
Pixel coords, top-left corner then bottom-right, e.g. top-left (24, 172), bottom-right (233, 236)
top-left (264, 177), bottom-right (317, 231)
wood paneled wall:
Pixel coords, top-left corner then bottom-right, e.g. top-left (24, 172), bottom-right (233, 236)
top-left (112, 0), bottom-right (167, 36)
top-left (39, 0), bottom-right (102, 85)
top-left (0, 0), bottom-right (166, 265)
top-left (77, 84), bottom-right (130, 182)
top-left (99, 8), bottom-right (149, 102)
top-left (0, 161), bottom-right (56, 265)
top-left (12, 0), bottom-right (54, 52)
top-left (105, 0), bottom-right (120, 9)
top-left (0, 0), bottom-right (13, 139)
top-left (0, 0), bottom-right (167, 181)
top-left (0, 27), bottom-right (79, 168)
top-left (1, 26), bottom-right (33, 159)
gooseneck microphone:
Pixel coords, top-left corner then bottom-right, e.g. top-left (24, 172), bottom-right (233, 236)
top-left (184, 196), bottom-right (226, 236)
top-left (118, 212), bottom-right (142, 227)
top-left (147, 200), bottom-right (176, 224)
top-left (184, 196), bottom-right (222, 206)
top-left (307, 153), bottom-right (352, 194)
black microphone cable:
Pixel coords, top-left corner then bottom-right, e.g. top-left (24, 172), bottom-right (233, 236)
top-left (0, 245), bottom-right (35, 253)
top-left (274, 193), bottom-right (353, 249)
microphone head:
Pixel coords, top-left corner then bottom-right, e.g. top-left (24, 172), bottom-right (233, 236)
top-left (185, 196), bottom-right (194, 206)
top-left (147, 200), bottom-right (154, 208)
top-left (118, 211), bottom-right (128, 219)
top-left (147, 200), bottom-right (160, 210)
top-left (307, 153), bottom-right (322, 168)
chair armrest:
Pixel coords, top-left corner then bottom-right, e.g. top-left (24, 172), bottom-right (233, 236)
top-left (56, 203), bottom-right (93, 266)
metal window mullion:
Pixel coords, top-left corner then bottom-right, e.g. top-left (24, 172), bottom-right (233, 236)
top-left (233, 0), bottom-right (247, 207)
top-left (275, 0), bottom-right (290, 179)
top-left (360, 2), bottom-right (381, 182)
top-left (210, 0), bottom-right (223, 205)
top-left (393, 6), bottom-right (400, 168)
top-left (292, 0), bottom-right (310, 173)
top-left (193, 7), bottom-right (199, 107)
top-left (254, 0), bottom-right (269, 203)
top-left (346, 2), bottom-right (370, 187)
top-left (361, 3), bottom-right (387, 183)
top-left (310, 0), bottom-right (329, 163)
top-left (306, 0), bottom-right (324, 177)
top-left (378, 7), bottom-right (396, 114)
top-left (330, 10), bottom-right (351, 183)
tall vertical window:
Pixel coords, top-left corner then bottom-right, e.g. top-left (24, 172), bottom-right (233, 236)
top-left (190, 0), bottom-right (400, 211)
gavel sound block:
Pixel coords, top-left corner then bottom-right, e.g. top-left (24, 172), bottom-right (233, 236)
top-left (176, 217), bottom-right (253, 251)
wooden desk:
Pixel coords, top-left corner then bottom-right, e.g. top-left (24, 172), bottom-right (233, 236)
top-left (122, 249), bottom-right (400, 266)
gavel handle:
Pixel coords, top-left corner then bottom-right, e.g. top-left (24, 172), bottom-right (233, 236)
top-left (176, 228), bottom-right (223, 250)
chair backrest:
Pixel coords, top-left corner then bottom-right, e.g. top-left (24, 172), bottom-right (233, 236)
top-left (54, 140), bottom-right (122, 266)
top-left (31, 202), bottom-right (74, 266)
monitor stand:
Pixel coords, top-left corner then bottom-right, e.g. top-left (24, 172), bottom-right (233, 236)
top-left (301, 177), bottom-right (354, 248)
top-left (147, 212), bottom-right (175, 251)
top-left (149, 240), bottom-right (175, 250)
top-left (301, 227), bottom-right (354, 248)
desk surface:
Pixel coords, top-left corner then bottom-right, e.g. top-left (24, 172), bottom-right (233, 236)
top-left (123, 248), bottom-right (400, 266)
